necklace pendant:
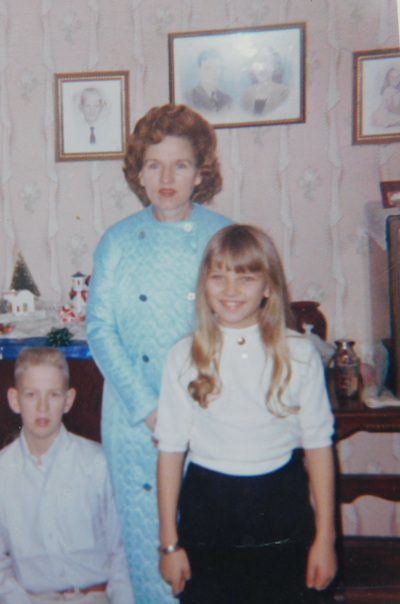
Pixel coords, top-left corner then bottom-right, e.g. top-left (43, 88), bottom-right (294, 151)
top-left (237, 337), bottom-right (246, 345)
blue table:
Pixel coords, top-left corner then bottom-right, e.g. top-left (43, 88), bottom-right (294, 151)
top-left (0, 337), bottom-right (92, 359)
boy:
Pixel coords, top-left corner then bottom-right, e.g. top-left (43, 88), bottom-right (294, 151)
top-left (0, 347), bottom-right (134, 604)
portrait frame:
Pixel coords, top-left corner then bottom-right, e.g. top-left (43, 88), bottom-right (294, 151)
top-left (353, 48), bottom-right (400, 145)
top-left (380, 180), bottom-right (400, 208)
top-left (168, 23), bottom-right (306, 129)
top-left (54, 70), bottom-right (130, 161)
top-left (387, 215), bottom-right (400, 398)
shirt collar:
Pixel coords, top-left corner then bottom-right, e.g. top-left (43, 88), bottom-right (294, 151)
top-left (219, 323), bottom-right (260, 339)
top-left (147, 201), bottom-right (199, 225)
top-left (19, 423), bottom-right (69, 469)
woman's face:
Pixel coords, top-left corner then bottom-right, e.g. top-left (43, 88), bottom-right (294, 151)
top-left (139, 136), bottom-right (202, 222)
top-left (251, 54), bottom-right (275, 84)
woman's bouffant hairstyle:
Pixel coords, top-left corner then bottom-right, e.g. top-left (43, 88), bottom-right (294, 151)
top-left (15, 347), bottom-right (70, 389)
top-left (188, 224), bottom-right (296, 416)
top-left (123, 104), bottom-right (222, 206)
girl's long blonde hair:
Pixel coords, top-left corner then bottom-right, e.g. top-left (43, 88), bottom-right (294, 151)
top-left (188, 224), bottom-right (296, 415)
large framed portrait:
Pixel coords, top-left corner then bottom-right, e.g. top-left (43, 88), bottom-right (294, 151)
top-left (169, 23), bottom-right (306, 129)
top-left (54, 71), bottom-right (130, 161)
top-left (353, 48), bottom-right (400, 145)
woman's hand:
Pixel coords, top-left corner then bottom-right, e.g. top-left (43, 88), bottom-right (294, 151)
top-left (144, 409), bottom-right (158, 432)
top-left (306, 535), bottom-right (337, 590)
top-left (159, 548), bottom-right (191, 595)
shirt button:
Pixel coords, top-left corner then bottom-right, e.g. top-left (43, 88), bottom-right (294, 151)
top-left (183, 223), bottom-right (193, 232)
top-left (138, 231), bottom-right (145, 239)
top-left (143, 355), bottom-right (150, 363)
top-left (187, 292), bottom-right (195, 301)
top-left (143, 483), bottom-right (152, 491)
top-left (139, 294), bottom-right (147, 301)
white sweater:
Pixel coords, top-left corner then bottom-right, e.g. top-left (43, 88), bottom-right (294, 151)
top-left (155, 324), bottom-right (334, 476)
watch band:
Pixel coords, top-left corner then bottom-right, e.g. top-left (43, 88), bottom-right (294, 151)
top-left (158, 540), bottom-right (182, 554)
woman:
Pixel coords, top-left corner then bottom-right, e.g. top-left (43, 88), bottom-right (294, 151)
top-left (240, 48), bottom-right (289, 116)
top-left (373, 66), bottom-right (400, 128)
top-left (85, 104), bottom-right (231, 604)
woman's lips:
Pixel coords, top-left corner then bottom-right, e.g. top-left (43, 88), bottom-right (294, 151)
top-left (159, 188), bottom-right (176, 197)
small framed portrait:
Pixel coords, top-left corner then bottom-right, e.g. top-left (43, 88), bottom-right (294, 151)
top-left (380, 180), bottom-right (400, 208)
top-left (353, 48), bottom-right (400, 145)
top-left (54, 71), bottom-right (130, 161)
top-left (169, 23), bottom-right (306, 129)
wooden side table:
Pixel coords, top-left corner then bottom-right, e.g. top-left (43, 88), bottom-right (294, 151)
top-left (327, 375), bottom-right (400, 601)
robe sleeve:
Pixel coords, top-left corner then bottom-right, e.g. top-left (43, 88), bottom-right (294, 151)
top-left (86, 229), bottom-right (158, 426)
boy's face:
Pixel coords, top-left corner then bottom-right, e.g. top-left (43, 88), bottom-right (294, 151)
top-left (7, 365), bottom-right (75, 457)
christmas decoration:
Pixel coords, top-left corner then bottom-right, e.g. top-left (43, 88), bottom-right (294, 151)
top-left (2, 290), bottom-right (35, 315)
top-left (9, 253), bottom-right (40, 296)
top-left (0, 323), bottom-right (12, 334)
top-left (45, 327), bottom-right (73, 347)
top-left (59, 272), bottom-right (89, 322)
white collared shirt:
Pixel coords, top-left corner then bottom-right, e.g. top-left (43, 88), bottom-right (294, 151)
top-left (0, 425), bottom-right (134, 604)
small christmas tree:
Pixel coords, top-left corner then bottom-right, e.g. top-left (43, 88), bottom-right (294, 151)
top-left (9, 253), bottom-right (40, 296)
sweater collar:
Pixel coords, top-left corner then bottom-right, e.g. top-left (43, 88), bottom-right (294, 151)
top-left (219, 323), bottom-right (260, 339)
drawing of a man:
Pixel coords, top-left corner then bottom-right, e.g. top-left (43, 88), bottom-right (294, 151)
top-left (185, 48), bottom-right (232, 114)
top-left (79, 87), bottom-right (106, 145)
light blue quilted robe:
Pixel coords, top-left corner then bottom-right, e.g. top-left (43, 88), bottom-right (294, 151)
top-left (85, 203), bottom-right (232, 604)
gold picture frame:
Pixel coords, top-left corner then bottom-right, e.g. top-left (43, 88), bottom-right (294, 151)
top-left (353, 48), bottom-right (400, 145)
top-left (54, 70), bottom-right (130, 161)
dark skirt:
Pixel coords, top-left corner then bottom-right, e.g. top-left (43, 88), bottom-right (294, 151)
top-left (177, 450), bottom-right (318, 604)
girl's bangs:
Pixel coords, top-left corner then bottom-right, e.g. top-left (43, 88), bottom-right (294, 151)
top-left (209, 249), bottom-right (266, 274)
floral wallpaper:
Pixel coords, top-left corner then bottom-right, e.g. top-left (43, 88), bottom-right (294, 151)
top-left (0, 0), bottom-right (400, 535)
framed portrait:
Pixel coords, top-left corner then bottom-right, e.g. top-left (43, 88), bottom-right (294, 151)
top-left (169, 23), bottom-right (306, 129)
top-left (387, 215), bottom-right (400, 398)
top-left (353, 48), bottom-right (400, 145)
top-left (380, 180), bottom-right (400, 208)
top-left (54, 71), bottom-right (130, 161)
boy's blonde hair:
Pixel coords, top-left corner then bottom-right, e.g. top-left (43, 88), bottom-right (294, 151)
top-left (15, 347), bottom-right (69, 389)
top-left (188, 224), bottom-right (296, 415)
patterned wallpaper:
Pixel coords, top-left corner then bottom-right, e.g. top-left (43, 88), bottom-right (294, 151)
top-left (0, 0), bottom-right (400, 535)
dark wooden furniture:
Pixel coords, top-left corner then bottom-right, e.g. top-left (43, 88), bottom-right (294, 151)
top-left (326, 375), bottom-right (400, 603)
top-left (2, 357), bottom-right (400, 601)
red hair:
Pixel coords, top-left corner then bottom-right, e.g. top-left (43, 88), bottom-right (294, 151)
top-left (123, 104), bottom-right (222, 206)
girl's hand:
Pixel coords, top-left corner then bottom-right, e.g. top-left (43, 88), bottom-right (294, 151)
top-left (144, 409), bottom-right (158, 432)
top-left (306, 535), bottom-right (337, 590)
top-left (159, 548), bottom-right (191, 595)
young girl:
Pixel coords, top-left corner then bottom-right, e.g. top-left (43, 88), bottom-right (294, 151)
top-left (155, 224), bottom-right (337, 604)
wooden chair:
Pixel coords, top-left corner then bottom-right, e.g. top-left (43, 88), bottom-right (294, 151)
top-left (323, 474), bottom-right (400, 603)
